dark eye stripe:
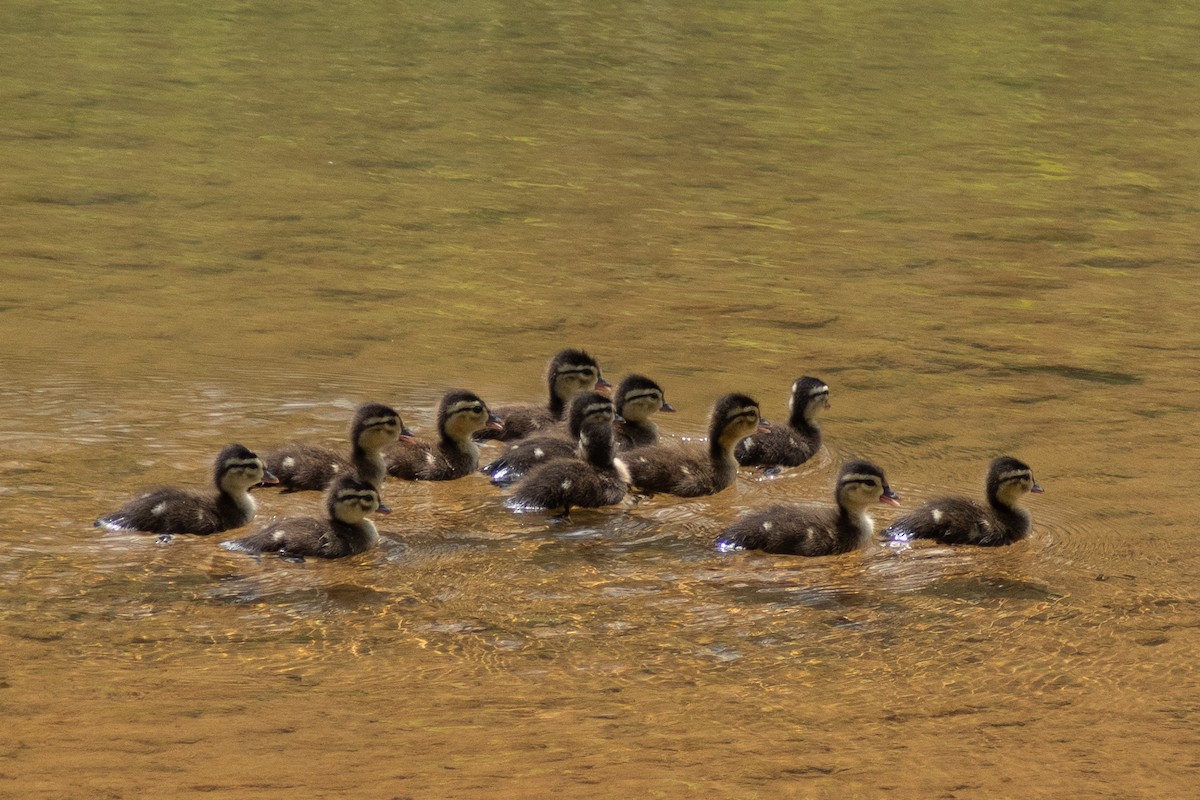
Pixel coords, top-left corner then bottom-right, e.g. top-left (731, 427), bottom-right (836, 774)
top-left (841, 474), bottom-right (882, 487)
top-left (337, 490), bottom-right (378, 503)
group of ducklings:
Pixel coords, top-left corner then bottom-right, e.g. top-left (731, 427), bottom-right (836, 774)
top-left (96, 348), bottom-right (1043, 560)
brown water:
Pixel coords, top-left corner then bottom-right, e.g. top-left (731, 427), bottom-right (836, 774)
top-left (3, 1), bottom-right (1199, 797)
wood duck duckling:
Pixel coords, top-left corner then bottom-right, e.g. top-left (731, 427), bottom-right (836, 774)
top-left (717, 460), bottom-right (899, 555)
top-left (613, 374), bottom-right (676, 450)
top-left (882, 456), bottom-right (1043, 546)
top-left (482, 391), bottom-right (616, 486)
top-left (221, 474), bottom-right (389, 559)
top-left (266, 402), bottom-right (406, 491)
top-left (476, 347), bottom-right (611, 441)
top-left (735, 376), bottom-right (829, 469)
top-left (508, 412), bottom-right (630, 519)
top-left (95, 444), bottom-right (278, 535)
top-left (385, 390), bottom-right (502, 480)
top-left (620, 393), bottom-right (768, 498)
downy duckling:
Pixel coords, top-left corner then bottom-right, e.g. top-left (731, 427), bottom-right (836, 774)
top-left (613, 374), bottom-right (676, 450)
top-left (735, 376), bottom-right (829, 469)
top-left (882, 456), bottom-right (1043, 546)
top-left (266, 402), bottom-right (406, 491)
top-left (717, 460), bottom-right (899, 555)
top-left (476, 348), bottom-right (611, 441)
top-left (620, 393), bottom-right (767, 497)
top-left (95, 444), bottom-right (278, 535)
top-left (386, 390), bottom-right (502, 480)
top-left (482, 391), bottom-right (616, 486)
top-left (508, 412), bottom-right (630, 518)
top-left (221, 474), bottom-right (388, 559)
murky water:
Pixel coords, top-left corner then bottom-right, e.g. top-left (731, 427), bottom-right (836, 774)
top-left (3, 1), bottom-right (1199, 796)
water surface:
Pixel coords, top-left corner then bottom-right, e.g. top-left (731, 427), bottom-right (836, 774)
top-left (2, 1), bottom-right (1199, 797)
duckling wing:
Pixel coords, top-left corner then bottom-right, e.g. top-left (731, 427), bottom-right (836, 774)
top-left (265, 443), bottom-right (348, 491)
top-left (614, 422), bottom-right (658, 450)
top-left (387, 438), bottom-right (480, 481)
top-left (622, 444), bottom-right (717, 497)
top-left (385, 440), bottom-right (439, 480)
top-left (478, 404), bottom-right (556, 442)
top-left (510, 459), bottom-right (627, 511)
top-left (482, 433), bottom-right (575, 485)
top-left (95, 488), bottom-right (224, 535)
top-left (718, 505), bottom-right (840, 555)
top-left (735, 427), bottom-right (817, 468)
top-left (882, 498), bottom-right (995, 545)
top-left (222, 517), bottom-right (328, 555)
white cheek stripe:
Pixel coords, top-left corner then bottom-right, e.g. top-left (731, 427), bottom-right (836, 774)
top-left (361, 415), bottom-right (398, 428)
top-left (998, 469), bottom-right (1032, 482)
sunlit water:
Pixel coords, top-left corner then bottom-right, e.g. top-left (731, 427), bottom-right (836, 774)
top-left (2, 1), bottom-right (1199, 797)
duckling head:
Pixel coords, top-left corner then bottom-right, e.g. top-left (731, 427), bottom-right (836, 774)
top-left (548, 348), bottom-right (609, 412)
top-left (327, 474), bottom-right (385, 524)
top-left (615, 374), bottom-right (674, 424)
top-left (986, 456), bottom-right (1043, 509)
top-left (567, 391), bottom-right (617, 439)
top-left (439, 389), bottom-right (503, 443)
top-left (836, 460), bottom-right (900, 514)
top-left (352, 403), bottom-right (406, 452)
top-left (577, 414), bottom-right (618, 466)
top-left (215, 444), bottom-right (276, 493)
top-left (710, 393), bottom-right (766, 449)
top-left (789, 376), bottom-right (830, 428)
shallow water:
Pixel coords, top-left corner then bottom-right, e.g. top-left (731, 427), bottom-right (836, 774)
top-left (3, 1), bottom-right (1199, 797)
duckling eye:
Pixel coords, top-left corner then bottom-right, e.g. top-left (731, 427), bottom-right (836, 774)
top-left (472, 405), bottom-right (484, 414)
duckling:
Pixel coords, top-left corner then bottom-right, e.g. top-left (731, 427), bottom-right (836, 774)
top-left (620, 393), bottom-right (767, 497)
top-left (385, 390), bottom-right (502, 480)
top-left (613, 374), bottom-right (676, 450)
top-left (482, 391), bottom-right (616, 486)
top-left (717, 460), bottom-right (899, 555)
top-left (882, 456), bottom-right (1043, 546)
top-left (508, 412), bottom-right (629, 518)
top-left (735, 376), bottom-right (829, 469)
top-left (95, 444), bottom-right (278, 535)
top-left (265, 402), bottom-right (406, 491)
top-left (221, 474), bottom-right (388, 559)
top-left (476, 348), bottom-right (611, 441)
